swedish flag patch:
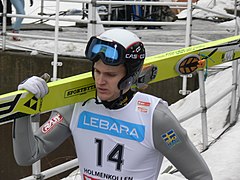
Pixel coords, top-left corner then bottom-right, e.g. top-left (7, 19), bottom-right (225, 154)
top-left (161, 129), bottom-right (181, 149)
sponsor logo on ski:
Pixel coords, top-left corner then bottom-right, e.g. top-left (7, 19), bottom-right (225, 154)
top-left (42, 113), bottom-right (63, 134)
top-left (24, 96), bottom-right (38, 111)
top-left (161, 129), bottom-right (181, 149)
top-left (65, 84), bottom-right (96, 98)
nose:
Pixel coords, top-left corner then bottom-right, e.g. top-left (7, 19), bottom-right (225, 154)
top-left (96, 73), bottom-right (106, 85)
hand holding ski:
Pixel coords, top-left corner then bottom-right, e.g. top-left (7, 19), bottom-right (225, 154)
top-left (18, 76), bottom-right (49, 99)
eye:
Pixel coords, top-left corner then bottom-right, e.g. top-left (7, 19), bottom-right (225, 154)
top-left (107, 72), bottom-right (118, 77)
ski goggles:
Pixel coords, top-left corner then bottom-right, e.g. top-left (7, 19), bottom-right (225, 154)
top-left (85, 36), bottom-right (126, 66)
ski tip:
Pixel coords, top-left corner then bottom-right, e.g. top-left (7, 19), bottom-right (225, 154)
top-left (41, 73), bottom-right (51, 82)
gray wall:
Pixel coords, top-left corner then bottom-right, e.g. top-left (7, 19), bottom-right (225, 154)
top-left (0, 50), bottom-right (198, 179)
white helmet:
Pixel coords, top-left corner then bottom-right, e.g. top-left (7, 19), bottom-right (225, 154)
top-left (99, 28), bottom-right (141, 49)
top-left (85, 28), bottom-right (145, 90)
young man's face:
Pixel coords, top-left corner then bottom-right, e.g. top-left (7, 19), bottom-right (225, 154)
top-left (94, 60), bottom-right (126, 101)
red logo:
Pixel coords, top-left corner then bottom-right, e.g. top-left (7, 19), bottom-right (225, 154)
top-left (42, 114), bottom-right (63, 134)
top-left (137, 106), bottom-right (148, 113)
top-left (137, 100), bottom-right (151, 106)
top-left (83, 174), bottom-right (99, 180)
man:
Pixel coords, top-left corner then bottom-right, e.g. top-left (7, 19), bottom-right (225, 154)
top-left (13, 28), bottom-right (212, 179)
top-left (9, 0), bottom-right (33, 40)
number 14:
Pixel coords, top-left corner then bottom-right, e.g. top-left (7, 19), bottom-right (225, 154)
top-left (95, 138), bottom-right (124, 171)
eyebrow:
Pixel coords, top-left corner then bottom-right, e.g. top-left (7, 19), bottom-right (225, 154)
top-left (94, 63), bottom-right (126, 74)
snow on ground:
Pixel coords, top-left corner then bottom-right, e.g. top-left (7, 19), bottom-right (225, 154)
top-left (22, 0), bottom-right (83, 26)
top-left (177, 0), bottom-right (236, 20)
top-left (165, 67), bottom-right (240, 180)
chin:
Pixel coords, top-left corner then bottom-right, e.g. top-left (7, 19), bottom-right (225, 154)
top-left (98, 94), bottom-right (118, 102)
top-left (98, 94), bottom-right (111, 101)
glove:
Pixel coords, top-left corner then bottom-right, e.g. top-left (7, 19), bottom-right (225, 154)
top-left (18, 76), bottom-right (48, 99)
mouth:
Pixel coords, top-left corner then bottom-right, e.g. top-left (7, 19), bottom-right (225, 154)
top-left (97, 87), bottom-right (108, 94)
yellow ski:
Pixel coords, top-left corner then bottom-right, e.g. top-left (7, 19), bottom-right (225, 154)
top-left (1, 35), bottom-right (240, 123)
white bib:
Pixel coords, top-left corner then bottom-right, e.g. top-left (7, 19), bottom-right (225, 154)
top-left (70, 92), bottom-right (163, 180)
